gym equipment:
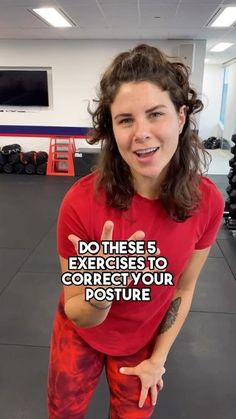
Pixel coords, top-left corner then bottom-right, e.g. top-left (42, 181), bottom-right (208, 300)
top-left (203, 137), bottom-right (220, 149)
top-left (227, 219), bottom-right (236, 230)
top-left (224, 203), bottom-right (236, 218)
top-left (3, 163), bottom-right (14, 173)
top-left (227, 169), bottom-right (233, 180)
top-left (231, 133), bottom-right (236, 143)
top-left (36, 163), bottom-right (47, 175)
top-left (229, 156), bottom-right (236, 168)
top-left (226, 185), bottom-right (232, 195)
top-left (8, 152), bottom-right (20, 165)
top-left (224, 133), bottom-right (236, 237)
top-left (74, 148), bottom-right (99, 177)
top-left (231, 145), bottom-right (236, 155)
top-left (0, 149), bottom-right (48, 175)
top-left (25, 164), bottom-right (36, 174)
top-left (0, 152), bottom-right (8, 165)
top-left (47, 137), bottom-right (75, 176)
top-left (229, 189), bottom-right (236, 203)
top-left (1, 144), bottom-right (21, 155)
top-left (20, 151), bottom-right (36, 165)
top-left (229, 175), bottom-right (236, 187)
top-left (14, 163), bottom-right (25, 174)
top-left (35, 151), bottom-right (48, 165)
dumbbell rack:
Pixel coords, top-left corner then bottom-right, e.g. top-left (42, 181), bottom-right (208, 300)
top-left (224, 133), bottom-right (236, 237)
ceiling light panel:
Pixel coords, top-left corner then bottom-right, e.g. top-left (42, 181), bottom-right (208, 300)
top-left (211, 7), bottom-right (236, 27)
top-left (32, 8), bottom-right (73, 27)
top-left (210, 43), bottom-right (233, 52)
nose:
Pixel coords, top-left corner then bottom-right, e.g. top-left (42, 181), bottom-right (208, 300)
top-left (133, 119), bottom-right (151, 143)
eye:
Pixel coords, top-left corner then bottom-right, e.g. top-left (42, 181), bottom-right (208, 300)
top-left (118, 118), bottom-right (133, 125)
top-left (149, 112), bottom-right (163, 119)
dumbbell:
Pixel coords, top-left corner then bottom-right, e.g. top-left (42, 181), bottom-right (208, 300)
top-left (3, 163), bottom-right (14, 173)
top-left (223, 198), bottom-right (231, 220)
top-left (231, 145), bottom-right (236, 155)
top-left (227, 219), bottom-right (236, 230)
top-left (231, 134), bottom-right (236, 144)
top-left (224, 197), bottom-right (231, 211)
top-left (25, 163), bottom-right (36, 174)
top-left (229, 175), bottom-right (236, 187)
top-left (224, 202), bottom-right (236, 218)
top-left (229, 156), bottom-right (236, 168)
top-left (8, 152), bottom-right (20, 165)
top-left (0, 152), bottom-right (8, 166)
top-left (226, 186), bottom-right (236, 201)
top-left (228, 169), bottom-right (233, 180)
top-left (14, 163), bottom-right (25, 174)
top-left (229, 203), bottom-right (236, 218)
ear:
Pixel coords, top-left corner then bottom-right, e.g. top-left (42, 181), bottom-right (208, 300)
top-left (178, 105), bottom-right (187, 133)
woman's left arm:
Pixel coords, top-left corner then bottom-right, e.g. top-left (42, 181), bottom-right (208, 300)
top-left (119, 247), bottom-right (212, 408)
top-left (150, 246), bottom-right (211, 366)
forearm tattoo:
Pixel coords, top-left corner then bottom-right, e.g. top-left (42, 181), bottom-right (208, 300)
top-left (158, 297), bottom-right (182, 334)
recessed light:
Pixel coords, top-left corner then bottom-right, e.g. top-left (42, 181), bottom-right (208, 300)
top-left (210, 43), bottom-right (233, 52)
top-left (211, 7), bottom-right (236, 27)
top-left (32, 8), bottom-right (72, 27)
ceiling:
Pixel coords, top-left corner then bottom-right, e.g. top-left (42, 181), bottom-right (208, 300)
top-left (0, 0), bottom-right (236, 65)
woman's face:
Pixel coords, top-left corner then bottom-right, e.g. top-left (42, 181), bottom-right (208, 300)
top-left (110, 81), bottom-right (186, 196)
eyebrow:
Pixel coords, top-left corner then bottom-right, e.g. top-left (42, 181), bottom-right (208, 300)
top-left (114, 105), bottom-right (167, 120)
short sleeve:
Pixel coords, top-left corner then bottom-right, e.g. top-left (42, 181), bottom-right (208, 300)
top-left (195, 183), bottom-right (225, 250)
top-left (57, 185), bottom-right (91, 259)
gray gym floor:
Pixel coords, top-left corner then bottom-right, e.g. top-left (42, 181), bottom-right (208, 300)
top-left (0, 173), bottom-right (235, 419)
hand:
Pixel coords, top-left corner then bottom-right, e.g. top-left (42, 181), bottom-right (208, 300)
top-left (69, 220), bottom-right (161, 281)
top-left (119, 358), bottom-right (165, 408)
top-left (68, 220), bottom-right (146, 288)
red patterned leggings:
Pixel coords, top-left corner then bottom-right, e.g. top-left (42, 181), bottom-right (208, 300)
top-left (48, 302), bottom-right (159, 419)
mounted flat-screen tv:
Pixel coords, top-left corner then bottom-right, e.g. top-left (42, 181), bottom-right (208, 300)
top-left (0, 70), bottom-right (49, 107)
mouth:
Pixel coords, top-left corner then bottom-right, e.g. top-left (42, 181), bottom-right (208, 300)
top-left (134, 147), bottom-right (160, 158)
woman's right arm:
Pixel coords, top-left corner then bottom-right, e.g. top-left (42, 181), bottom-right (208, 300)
top-left (60, 218), bottom-right (145, 328)
top-left (60, 255), bottom-right (112, 328)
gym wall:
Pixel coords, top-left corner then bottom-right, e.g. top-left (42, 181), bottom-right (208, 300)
top-left (0, 39), bottom-right (206, 152)
top-left (199, 64), bottom-right (224, 141)
top-left (223, 62), bottom-right (236, 144)
top-left (199, 60), bottom-right (236, 145)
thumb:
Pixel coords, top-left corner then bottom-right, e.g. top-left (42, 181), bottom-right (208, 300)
top-left (68, 234), bottom-right (81, 253)
top-left (127, 274), bottom-right (134, 286)
top-left (119, 367), bottom-right (135, 375)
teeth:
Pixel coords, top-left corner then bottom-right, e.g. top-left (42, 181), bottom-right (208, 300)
top-left (135, 147), bottom-right (158, 155)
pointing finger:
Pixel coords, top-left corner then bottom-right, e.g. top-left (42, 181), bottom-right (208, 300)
top-left (101, 220), bottom-right (114, 242)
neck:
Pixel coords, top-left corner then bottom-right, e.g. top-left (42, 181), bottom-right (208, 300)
top-left (133, 178), bottom-right (160, 199)
top-left (132, 169), bottom-right (168, 200)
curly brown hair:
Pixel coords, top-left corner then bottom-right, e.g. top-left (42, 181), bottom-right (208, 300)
top-left (87, 44), bottom-right (211, 221)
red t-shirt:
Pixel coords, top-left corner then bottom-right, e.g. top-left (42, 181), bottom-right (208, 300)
top-left (57, 172), bottom-right (224, 355)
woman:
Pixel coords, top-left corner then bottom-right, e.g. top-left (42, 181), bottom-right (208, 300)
top-left (48, 44), bottom-right (224, 418)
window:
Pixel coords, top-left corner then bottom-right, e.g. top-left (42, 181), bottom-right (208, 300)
top-left (220, 66), bottom-right (229, 124)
